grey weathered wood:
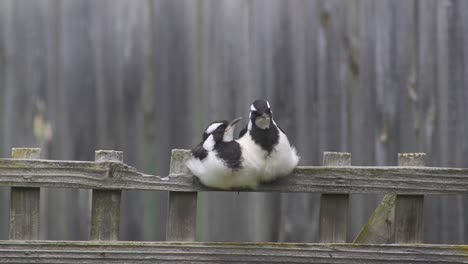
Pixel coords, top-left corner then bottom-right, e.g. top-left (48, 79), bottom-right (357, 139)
top-left (1, 154), bottom-right (468, 194)
top-left (166, 149), bottom-right (197, 241)
top-left (1, 0), bottom-right (468, 243)
top-left (90, 150), bottom-right (122, 241)
top-left (9, 148), bottom-right (41, 240)
top-left (355, 153), bottom-right (426, 244)
top-left (319, 152), bottom-right (351, 243)
top-left (394, 153), bottom-right (425, 243)
top-left (353, 194), bottom-right (396, 244)
top-left (0, 240), bottom-right (466, 263)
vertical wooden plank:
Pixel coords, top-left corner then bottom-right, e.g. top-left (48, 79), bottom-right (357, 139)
top-left (435, 0), bottom-right (464, 244)
top-left (396, 0), bottom-right (439, 244)
top-left (444, 0), bottom-right (467, 244)
top-left (166, 149), bottom-right (197, 241)
top-left (394, 153), bottom-right (425, 243)
top-left (0, 0), bottom-right (11, 240)
top-left (149, 0), bottom-right (198, 241)
top-left (348, 0), bottom-right (380, 241)
top-left (90, 150), bottom-right (122, 241)
top-left (319, 152), bottom-right (351, 243)
top-left (278, 0), bottom-right (321, 243)
top-left (9, 148), bottom-right (41, 240)
top-left (46, 0), bottom-right (94, 240)
top-left (196, 0), bottom-right (277, 242)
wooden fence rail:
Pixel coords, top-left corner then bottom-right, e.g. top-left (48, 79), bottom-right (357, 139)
top-left (0, 147), bottom-right (467, 263)
top-left (1, 150), bottom-right (468, 194)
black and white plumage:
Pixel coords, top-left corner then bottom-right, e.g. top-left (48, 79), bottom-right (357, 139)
top-left (238, 99), bottom-right (299, 182)
top-left (186, 118), bottom-right (259, 189)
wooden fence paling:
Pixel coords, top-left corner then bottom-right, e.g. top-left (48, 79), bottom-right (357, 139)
top-left (319, 152), bottom-right (351, 243)
top-left (9, 148), bottom-right (41, 240)
top-left (394, 153), bottom-right (425, 243)
top-left (90, 150), bottom-right (123, 240)
top-left (166, 149), bottom-right (197, 241)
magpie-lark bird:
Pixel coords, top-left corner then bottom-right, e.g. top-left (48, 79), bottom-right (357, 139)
top-left (186, 117), bottom-right (259, 189)
top-left (238, 99), bottom-right (299, 182)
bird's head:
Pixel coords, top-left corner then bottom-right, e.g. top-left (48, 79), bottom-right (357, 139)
top-left (202, 117), bottom-right (242, 150)
top-left (249, 99), bottom-right (273, 130)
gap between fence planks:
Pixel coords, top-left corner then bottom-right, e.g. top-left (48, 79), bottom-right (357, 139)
top-left (9, 148), bottom-right (41, 240)
top-left (319, 152), bottom-right (351, 243)
top-left (90, 150), bottom-right (123, 240)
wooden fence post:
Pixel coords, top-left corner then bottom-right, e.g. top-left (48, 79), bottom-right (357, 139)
top-left (394, 153), bottom-right (425, 243)
top-left (90, 150), bottom-right (122, 240)
top-left (319, 152), bottom-right (351, 243)
top-left (166, 149), bottom-right (197, 241)
top-left (9, 148), bottom-right (41, 240)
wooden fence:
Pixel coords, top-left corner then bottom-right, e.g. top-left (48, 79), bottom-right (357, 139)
top-left (0, 147), bottom-right (467, 263)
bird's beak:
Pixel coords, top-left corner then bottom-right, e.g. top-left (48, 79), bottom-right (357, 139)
top-left (228, 117), bottom-right (242, 128)
top-left (223, 117), bottom-right (242, 142)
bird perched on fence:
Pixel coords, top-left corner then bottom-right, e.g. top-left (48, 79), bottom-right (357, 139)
top-left (186, 118), bottom-right (259, 189)
top-left (238, 99), bottom-right (299, 182)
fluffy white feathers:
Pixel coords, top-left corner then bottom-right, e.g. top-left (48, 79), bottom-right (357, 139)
top-left (186, 119), bottom-right (259, 189)
top-left (260, 130), bottom-right (299, 182)
top-left (186, 100), bottom-right (299, 189)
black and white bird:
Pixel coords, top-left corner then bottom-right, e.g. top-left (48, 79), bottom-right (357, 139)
top-left (186, 118), bottom-right (259, 189)
top-left (238, 99), bottom-right (299, 182)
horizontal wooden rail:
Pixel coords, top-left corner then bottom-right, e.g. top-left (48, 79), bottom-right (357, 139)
top-left (1, 155), bottom-right (468, 194)
top-left (0, 241), bottom-right (466, 263)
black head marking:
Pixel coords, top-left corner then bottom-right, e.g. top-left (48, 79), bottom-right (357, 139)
top-left (248, 99), bottom-right (279, 153)
top-left (252, 99), bottom-right (271, 114)
top-left (204, 120), bottom-right (229, 143)
top-left (192, 120), bottom-right (228, 161)
top-left (250, 99), bottom-right (272, 122)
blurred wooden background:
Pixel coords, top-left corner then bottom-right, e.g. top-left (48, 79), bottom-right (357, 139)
top-left (0, 0), bottom-right (467, 243)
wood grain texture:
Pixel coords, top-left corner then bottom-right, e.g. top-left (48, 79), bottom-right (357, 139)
top-left (166, 149), bottom-right (197, 241)
top-left (1, 0), bottom-right (468, 243)
top-left (353, 195), bottom-right (396, 244)
top-left (0, 240), bottom-right (466, 263)
top-left (355, 153), bottom-right (426, 244)
top-left (166, 192), bottom-right (197, 241)
top-left (90, 151), bottom-right (123, 241)
top-left (394, 153), bottom-right (425, 243)
top-left (1, 157), bottom-right (468, 194)
top-left (319, 152), bottom-right (351, 243)
top-left (394, 195), bottom-right (424, 243)
top-left (9, 148), bottom-right (41, 240)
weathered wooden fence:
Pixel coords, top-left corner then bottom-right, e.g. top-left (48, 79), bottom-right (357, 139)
top-left (0, 147), bottom-right (467, 263)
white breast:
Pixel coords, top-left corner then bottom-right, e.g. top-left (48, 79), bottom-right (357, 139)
top-left (260, 131), bottom-right (300, 182)
top-left (234, 134), bottom-right (266, 188)
top-left (186, 141), bottom-right (260, 189)
top-left (186, 152), bottom-right (236, 189)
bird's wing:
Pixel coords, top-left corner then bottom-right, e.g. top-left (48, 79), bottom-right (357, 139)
top-left (192, 144), bottom-right (208, 160)
top-left (275, 123), bottom-right (285, 134)
top-left (239, 126), bottom-right (248, 138)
